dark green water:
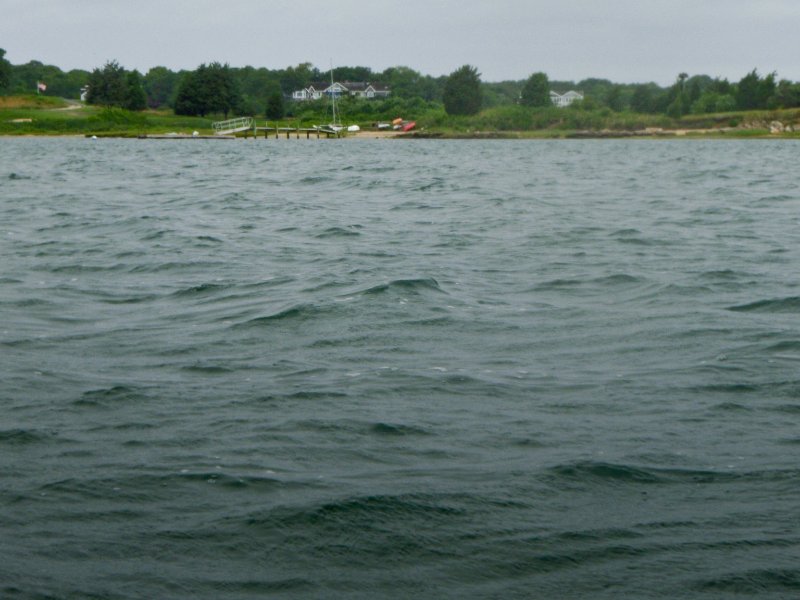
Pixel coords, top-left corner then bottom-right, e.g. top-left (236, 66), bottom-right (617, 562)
top-left (2, 138), bottom-right (800, 599)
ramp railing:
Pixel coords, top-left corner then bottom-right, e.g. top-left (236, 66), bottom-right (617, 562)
top-left (212, 116), bottom-right (254, 135)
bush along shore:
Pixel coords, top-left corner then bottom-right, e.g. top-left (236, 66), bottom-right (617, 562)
top-left (2, 95), bottom-right (800, 139)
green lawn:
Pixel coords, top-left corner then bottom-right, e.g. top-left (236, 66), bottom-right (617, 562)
top-left (0, 97), bottom-right (214, 136)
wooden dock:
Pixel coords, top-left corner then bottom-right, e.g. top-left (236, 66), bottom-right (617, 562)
top-left (244, 126), bottom-right (341, 139)
top-left (127, 118), bottom-right (346, 141)
top-left (210, 116), bottom-right (341, 140)
top-left (133, 129), bottom-right (339, 140)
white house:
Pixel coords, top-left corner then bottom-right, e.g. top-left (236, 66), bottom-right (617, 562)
top-left (550, 90), bottom-right (584, 108)
top-left (292, 81), bottom-right (391, 101)
top-left (292, 84), bottom-right (326, 101)
top-left (342, 82), bottom-right (391, 99)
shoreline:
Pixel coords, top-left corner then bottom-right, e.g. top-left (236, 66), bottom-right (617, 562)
top-left (1, 128), bottom-right (797, 140)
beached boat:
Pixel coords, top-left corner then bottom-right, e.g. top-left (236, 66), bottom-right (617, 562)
top-left (315, 65), bottom-right (362, 135)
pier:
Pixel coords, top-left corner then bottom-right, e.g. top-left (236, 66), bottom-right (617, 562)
top-left (130, 117), bottom-right (352, 141)
top-left (251, 125), bottom-right (340, 139)
top-left (212, 116), bottom-right (342, 139)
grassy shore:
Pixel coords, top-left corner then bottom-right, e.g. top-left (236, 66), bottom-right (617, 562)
top-left (0, 96), bottom-right (214, 136)
top-left (2, 95), bottom-right (799, 139)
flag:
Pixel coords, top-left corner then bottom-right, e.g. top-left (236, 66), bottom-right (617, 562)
top-left (37, 81), bottom-right (47, 93)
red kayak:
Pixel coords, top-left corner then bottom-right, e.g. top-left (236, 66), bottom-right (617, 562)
top-left (402, 121), bottom-right (416, 132)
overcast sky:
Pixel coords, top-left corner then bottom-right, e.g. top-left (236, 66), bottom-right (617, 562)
top-left (2, 0), bottom-right (798, 85)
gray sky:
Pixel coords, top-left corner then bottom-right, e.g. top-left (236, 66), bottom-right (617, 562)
top-left (3, 0), bottom-right (799, 85)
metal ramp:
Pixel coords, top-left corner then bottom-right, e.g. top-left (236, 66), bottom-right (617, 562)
top-left (212, 116), bottom-right (254, 135)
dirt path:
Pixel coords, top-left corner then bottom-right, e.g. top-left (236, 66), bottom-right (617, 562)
top-left (51, 100), bottom-right (84, 111)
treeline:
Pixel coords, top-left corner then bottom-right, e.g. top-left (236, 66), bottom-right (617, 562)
top-left (561, 71), bottom-right (800, 115)
top-left (479, 70), bottom-right (800, 115)
top-left (0, 51), bottom-right (446, 117)
top-left (2, 47), bottom-right (800, 119)
top-left (0, 49), bottom-right (89, 99)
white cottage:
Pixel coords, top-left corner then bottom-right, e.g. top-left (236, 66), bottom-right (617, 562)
top-left (292, 81), bottom-right (391, 101)
top-left (550, 90), bottom-right (584, 108)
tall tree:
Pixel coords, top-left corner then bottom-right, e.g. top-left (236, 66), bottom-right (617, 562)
top-left (203, 62), bottom-right (241, 117)
top-left (124, 71), bottom-right (147, 111)
top-left (0, 48), bottom-right (12, 91)
top-left (520, 72), bottom-right (550, 107)
top-left (144, 66), bottom-right (180, 108)
top-left (265, 89), bottom-right (285, 120)
top-left (774, 79), bottom-right (800, 108)
top-left (664, 72), bottom-right (691, 117)
top-left (735, 69), bottom-right (776, 110)
top-left (605, 85), bottom-right (625, 112)
top-left (174, 63), bottom-right (242, 117)
top-left (174, 67), bottom-right (210, 116)
top-left (736, 69), bottom-right (760, 110)
top-left (86, 60), bottom-right (128, 107)
top-left (443, 65), bottom-right (482, 116)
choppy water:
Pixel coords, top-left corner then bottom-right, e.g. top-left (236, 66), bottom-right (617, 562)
top-left (2, 137), bottom-right (800, 598)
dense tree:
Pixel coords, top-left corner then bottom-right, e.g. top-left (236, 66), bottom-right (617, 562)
top-left (333, 65), bottom-right (373, 82)
top-left (124, 71), bottom-right (147, 111)
top-left (687, 80), bottom-right (701, 107)
top-left (707, 77), bottom-right (732, 95)
top-left (666, 95), bottom-right (689, 118)
top-left (443, 65), bottom-right (482, 116)
top-left (774, 79), bottom-right (800, 108)
top-left (735, 69), bottom-right (759, 110)
top-left (174, 62), bottom-right (242, 117)
top-left (380, 66), bottom-right (441, 101)
top-left (482, 80), bottom-right (523, 107)
top-left (84, 60), bottom-right (145, 109)
top-left (205, 62), bottom-right (241, 117)
top-left (630, 84), bottom-right (656, 113)
top-left (58, 69), bottom-right (90, 99)
top-left (8, 60), bottom-right (85, 97)
top-left (575, 78), bottom-right (614, 102)
top-left (173, 70), bottom-right (205, 116)
top-left (279, 62), bottom-right (317, 95)
top-left (236, 65), bottom-right (281, 114)
top-left (86, 60), bottom-right (129, 107)
top-left (735, 69), bottom-right (776, 110)
top-left (265, 89), bottom-right (285, 119)
top-left (691, 91), bottom-right (736, 114)
top-left (520, 72), bottom-right (550, 107)
top-left (143, 66), bottom-right (180, 108)
top-left (0, 48), bottom-right (12, 91)
top-left (663, 72), bottom-right (691, 117)
top-left (605, 86), bottom-right (625, 112)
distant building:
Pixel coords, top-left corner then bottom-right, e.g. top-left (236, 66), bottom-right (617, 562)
top-left (291, 84), bottom-right (323, 101)
top-left (550, 90), bottom-right (584, 108)
top-left (292, 81), bottom-right (391, 101)
top-left (342, 82), bottom-right (391, 99)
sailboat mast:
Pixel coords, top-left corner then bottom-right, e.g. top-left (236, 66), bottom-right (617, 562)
top-left (330, 64), bottom-right (337, 126)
